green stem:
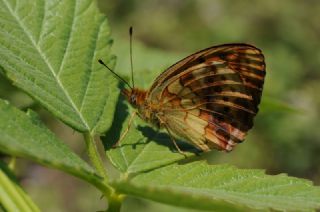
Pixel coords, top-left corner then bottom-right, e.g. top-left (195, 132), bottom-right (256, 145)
top-left (84, 132), bottom-right (108, 180)
top-left (107, 193), bottom-right (125, 212)
top-left (84, 133), bottom-right (124, 211)
top-left (84, 132), bottom-right (113, 195)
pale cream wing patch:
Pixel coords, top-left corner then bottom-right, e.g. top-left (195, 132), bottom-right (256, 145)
top-left (164, 109), bottom-right (228, 152)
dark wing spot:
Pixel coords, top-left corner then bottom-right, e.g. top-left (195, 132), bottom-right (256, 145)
top-left (180, 73), bottom-right (195, 85)
top-left (204, 75), bottom-right (215, 84)
top-left (214, 86), bottom-right (222, 92)
top-left (220, 75), bottom-right (227, 81)
top-left (222, 97), bottom-right (229, 101)
top-left (210, 65), bottom-right (217, 73)
top-left (223, 106), bottom-right (230, 113)
top-left (216, 129), bottom-right (231, 141)
top-left (198, 56), bottom-right (206, 63)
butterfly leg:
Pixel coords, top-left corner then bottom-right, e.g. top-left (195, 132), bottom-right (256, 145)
top-left (159, 120), bottom-right (187, 157)
top-left (113, 111), bottom-right (137, 147)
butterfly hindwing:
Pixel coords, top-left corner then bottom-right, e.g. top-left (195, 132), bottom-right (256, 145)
top-left (148, 44), bottom-right (265, 151)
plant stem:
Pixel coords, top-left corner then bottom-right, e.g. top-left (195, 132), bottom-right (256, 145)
top-left (84, 133), bottom-right (124, 211)
top-left (107, 193), bottom-right (125, 212)
top-left (84, 132), bottom-right (108, 180)
top-left (84, 132), bottom-right (113, 195)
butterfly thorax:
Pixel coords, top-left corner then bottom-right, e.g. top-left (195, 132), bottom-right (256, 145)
top-left (122, 88), bottom-right (162, 127)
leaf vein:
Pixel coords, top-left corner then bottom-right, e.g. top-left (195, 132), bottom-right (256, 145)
top-left (2, 0), bottom-right (90, 130)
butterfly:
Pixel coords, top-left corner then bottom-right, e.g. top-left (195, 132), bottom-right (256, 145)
top-left (100, 43), bottom-right (265, 154)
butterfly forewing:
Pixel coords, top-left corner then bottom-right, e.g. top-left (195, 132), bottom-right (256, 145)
top-left (147, 44), bottom-right (265, 152)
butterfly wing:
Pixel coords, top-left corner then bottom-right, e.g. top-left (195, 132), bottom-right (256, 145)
top-left (147, 44), bottom-right (265, 151)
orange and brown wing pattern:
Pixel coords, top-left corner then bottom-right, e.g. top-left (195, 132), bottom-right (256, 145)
top-left (148, 44), bottom-right (265, 151)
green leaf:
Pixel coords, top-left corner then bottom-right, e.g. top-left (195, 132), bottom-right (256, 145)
top-left (260, 95), bottom-right (303, 114)
top-left (0, 161), bottom-right (40, 212)
top-left (0, 0), bottom-right (118, 133)
top-left (112, 161), bottom-right (320, 211)
top-left (0, 99), bottom-right (106, 191)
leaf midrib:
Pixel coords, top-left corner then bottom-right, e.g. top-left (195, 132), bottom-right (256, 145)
top-left (3, 0), bottom-right (90, 130)
top-left (130, 183), bottom-right (317, 204)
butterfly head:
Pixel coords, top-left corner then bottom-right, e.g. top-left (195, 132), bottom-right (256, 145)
top-left (122, 88), bottom-right (147, 108)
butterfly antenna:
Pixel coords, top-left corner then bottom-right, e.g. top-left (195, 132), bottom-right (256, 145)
top-left (98, 59), bottom-right (133, 90)
top-left (129, 26), bottom-right (135, 88)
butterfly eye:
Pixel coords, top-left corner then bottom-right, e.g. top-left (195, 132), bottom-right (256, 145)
top-left (131, 95), bottom-right (136, 104)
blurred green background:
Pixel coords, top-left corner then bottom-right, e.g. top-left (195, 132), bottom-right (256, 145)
top-left (1, 0), bottom-right (319, 211)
